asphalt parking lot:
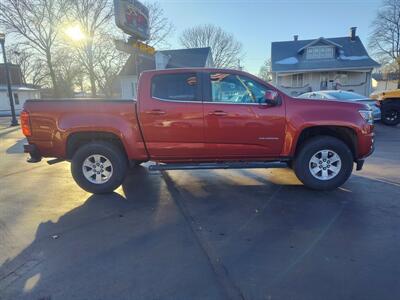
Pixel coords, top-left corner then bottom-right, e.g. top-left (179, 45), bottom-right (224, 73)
top-left (0, 117), bottom-right (399, 300)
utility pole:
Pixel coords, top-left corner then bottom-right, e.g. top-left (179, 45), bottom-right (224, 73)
top-left (0, 33), bottom-right (18, 126)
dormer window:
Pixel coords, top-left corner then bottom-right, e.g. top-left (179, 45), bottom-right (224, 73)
top-left (306, 46), bottom-right (334, 59)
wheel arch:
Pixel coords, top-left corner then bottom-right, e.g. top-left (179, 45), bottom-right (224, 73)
top-left (66, 131), bottom-right (128, 160)
top-left (293, 126), bottom-right (357, 160)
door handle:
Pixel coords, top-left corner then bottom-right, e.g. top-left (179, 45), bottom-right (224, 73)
top-left (208, 110), bottom-right (227, 116)
top-left (146, 109), bottom-right (166, 115)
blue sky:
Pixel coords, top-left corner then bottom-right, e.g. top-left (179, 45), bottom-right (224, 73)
top-left (158, 0), bottom-right (382, 74)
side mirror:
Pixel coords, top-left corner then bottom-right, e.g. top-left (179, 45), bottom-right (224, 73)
top-left (263, 90), bottom-right (279, 105)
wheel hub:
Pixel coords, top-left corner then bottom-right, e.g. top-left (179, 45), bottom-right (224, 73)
top-left (82, 154), bottom-right (113, 184)
top-left (309, 149), bottom-right (342, 181)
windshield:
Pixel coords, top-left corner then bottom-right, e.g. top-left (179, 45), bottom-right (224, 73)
top-left (325, 91), bottom-right (366, 100)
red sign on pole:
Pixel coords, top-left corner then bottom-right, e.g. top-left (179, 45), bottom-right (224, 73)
top-left (114, 0), bottom-right (150, 41)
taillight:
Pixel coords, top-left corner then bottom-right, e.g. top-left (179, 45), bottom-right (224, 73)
top-left (20, 110), bottom-right (32, 137)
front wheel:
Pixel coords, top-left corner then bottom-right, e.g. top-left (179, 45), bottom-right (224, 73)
top-left (381, 105), bottom-right (400, 126)
top-left (294, 136), bottom-right (353, 190)
top-left (71, 142), bottom-right (128, 194)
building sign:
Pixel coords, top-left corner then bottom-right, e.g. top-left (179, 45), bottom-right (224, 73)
top-left (114, 39), bottom-right (155, 56)
top-left (114, 0), bottom-right (150, 41)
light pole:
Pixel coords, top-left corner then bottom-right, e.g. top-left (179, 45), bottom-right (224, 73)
top-left (0, 33), bottom-right (18, 126)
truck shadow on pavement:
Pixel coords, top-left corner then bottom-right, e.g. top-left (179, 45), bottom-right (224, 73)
top-left (6, 138), bottom-right (26, 154)
top-left (1, 166), bottom-right (399, 300)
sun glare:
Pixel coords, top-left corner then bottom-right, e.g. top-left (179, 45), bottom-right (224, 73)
top-left (65, 25), bottom-right (85, 41)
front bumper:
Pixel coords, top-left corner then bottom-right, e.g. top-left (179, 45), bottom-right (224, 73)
top-left (355, 143), bottom-right (375, 171)
top-left (24, 144), bottom-right (42, 163)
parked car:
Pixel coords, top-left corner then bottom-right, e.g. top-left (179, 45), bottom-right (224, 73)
top-left (21, 68), bottom-right (374, 193)
top-left (370, 89), bottom-right (400, 126)
top-left (298, 90), bottom-right (381, 121)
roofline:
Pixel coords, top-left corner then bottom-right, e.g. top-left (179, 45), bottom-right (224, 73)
top-left (272, 66), bottom-right (375, 73)
top-left (271, 35), bottom-right (358, 45)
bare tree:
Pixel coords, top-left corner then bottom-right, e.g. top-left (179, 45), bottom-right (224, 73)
top-left (259, 58), bottom-right (273, 82)
top-left (0, 0), bottom-right (69, 95)
top-left (145, 1), bottom-right (174, 49)
top-left (7, 44), bottom-right (48, 86)
top-left (53, 47), bottom-right (84, 97)
top-left (180, 24), bottom-right (243, 68)
top-left (369, 0), bottom-right (400, 88)
top-left (68, 0), bottom-right (114, 96)
top-left (95, 34), bottom-right (129, 97)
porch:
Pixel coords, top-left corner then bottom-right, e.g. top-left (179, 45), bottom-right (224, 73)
top-left (272, 69), bottom-right (373, 97)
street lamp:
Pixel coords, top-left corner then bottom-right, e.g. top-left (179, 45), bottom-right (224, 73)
top-left (0, 32), bottom-right (19, 126)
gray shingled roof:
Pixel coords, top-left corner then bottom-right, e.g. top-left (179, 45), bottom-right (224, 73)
top-left (119, 47), bottom-right (211, 76)
top-left (271, 36), bottom-right (379, 73)
top-left (159, 47), bottom-right (211, 68)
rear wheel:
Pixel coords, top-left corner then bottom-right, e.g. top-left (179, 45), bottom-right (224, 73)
top-left (71, 142), bottom-right (127, 194)
top-left (381, 104), bottom-right (400, 126)
top-left (294, 136), bottom-right (353, 190)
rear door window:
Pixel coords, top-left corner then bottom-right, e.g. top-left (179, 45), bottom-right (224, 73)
top-left (151, 73), bottom-right (199, 101)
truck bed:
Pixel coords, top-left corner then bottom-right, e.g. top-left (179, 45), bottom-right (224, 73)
top-left (23, 99), bottom-right (148, 160)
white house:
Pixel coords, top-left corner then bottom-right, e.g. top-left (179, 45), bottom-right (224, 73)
top-left (271, 28), bottom-right (380, 97)
top-left (118, 47), bottom-right (214, 99)
top-left (0, 86), bottom-right (40, 116)
top-left (0, 64), bottom-right (40, 116)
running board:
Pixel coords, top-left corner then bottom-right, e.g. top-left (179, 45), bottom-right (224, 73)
top-left (149, 161), bottom-right (288, 171)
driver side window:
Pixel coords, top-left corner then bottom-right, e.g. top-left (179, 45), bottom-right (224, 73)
top-left (210, 73), bottom-right (254, 103)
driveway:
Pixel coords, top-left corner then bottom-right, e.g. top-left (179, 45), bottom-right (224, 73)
top-left (0, 117), bottom-right (399, 300)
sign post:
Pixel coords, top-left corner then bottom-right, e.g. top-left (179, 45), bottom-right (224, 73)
top-left (114, 0), bottom-right (154, 85)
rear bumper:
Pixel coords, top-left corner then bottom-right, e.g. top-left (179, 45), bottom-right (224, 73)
top-left (24, 144), bottom-right (42, 163)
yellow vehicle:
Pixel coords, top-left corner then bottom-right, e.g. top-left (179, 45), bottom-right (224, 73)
top-left (371, 89), bottom-right (400, 126)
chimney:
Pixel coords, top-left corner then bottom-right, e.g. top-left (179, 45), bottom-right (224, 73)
top-left (294, 35), bottom-right (298, 41)
top-left (350, 27), bottom-right (357, 41)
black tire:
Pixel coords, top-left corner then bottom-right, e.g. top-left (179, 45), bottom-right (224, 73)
top-left (381, 104), bottom-right (400, 126)
top-left (294, 136), bottom-right (353, 190)
top-left (71, 141), bottom-right (128, 194)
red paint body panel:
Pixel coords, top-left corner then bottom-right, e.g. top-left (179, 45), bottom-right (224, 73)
top-left (203, 102), bottom-right (286, 158)
top-left (137, 71), bottom-right (206, 159)
top-left (22, 68), bottom-right (374, 163)
top-left (23, 100), bottom-right (148, 160)
top-left (282, 95), bottom-right (373, 158)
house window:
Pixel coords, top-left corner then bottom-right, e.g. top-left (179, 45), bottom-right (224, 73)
top-left (13, 93), bottom-right (19, 105)
top-left (306, 46), bottom-right (334, 59)
top-left (335, 71), bottom-right (348, 85)
top-left (292, 74), bottom-right (303, 87)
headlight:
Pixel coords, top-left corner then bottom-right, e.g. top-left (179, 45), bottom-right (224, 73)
top-left (359, 110), bottom-right (374, 125)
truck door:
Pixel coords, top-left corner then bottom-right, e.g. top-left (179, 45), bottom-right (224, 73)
top-left (138, 71), bottom-right (205, 159)
top-left (202, 71), bottom-right (286, 158)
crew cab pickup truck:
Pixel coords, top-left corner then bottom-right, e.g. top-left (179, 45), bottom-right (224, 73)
top-left (21, 68), bottom-right (375, 194)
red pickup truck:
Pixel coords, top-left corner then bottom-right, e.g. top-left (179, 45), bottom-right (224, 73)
top-left (21, 68), bottom-right (374, 193)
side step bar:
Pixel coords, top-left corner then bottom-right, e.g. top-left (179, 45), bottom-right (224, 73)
top-left (149, 161), bottom-right (288, 171)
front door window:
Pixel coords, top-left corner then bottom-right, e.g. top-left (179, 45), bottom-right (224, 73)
top-left (210, 73), bottom-right (270, 104)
